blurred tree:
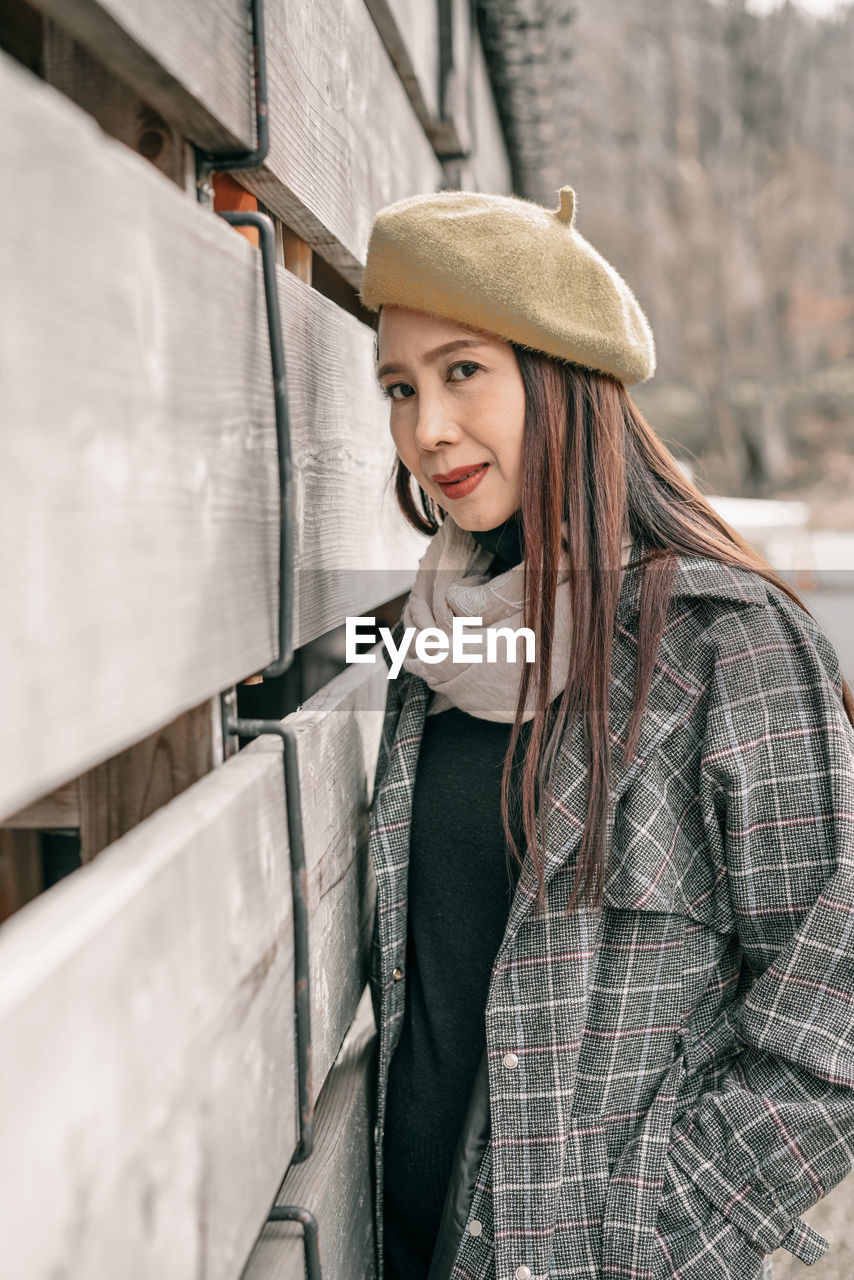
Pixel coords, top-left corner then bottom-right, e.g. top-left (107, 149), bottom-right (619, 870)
top-left (563, 0), bottom-right (854, 493)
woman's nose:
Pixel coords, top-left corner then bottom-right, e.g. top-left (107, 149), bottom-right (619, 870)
top-left (413, 398), bottom-right (460, 450)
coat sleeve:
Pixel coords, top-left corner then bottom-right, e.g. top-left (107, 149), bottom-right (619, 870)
top-left (654, 596), bottom-right (854, 1277)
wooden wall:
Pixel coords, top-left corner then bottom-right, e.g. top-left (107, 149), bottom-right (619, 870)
top-left (0, 0), bottom-right (513, 1275)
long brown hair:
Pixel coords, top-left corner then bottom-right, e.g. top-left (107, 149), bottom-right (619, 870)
top-left (380, 329), bottom-right (854, 913)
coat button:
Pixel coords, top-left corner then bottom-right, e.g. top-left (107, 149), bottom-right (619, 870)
top-left (467, 1219), bottom-right (482, 1236)
top-left (514, 1268), bottom-right (531, 1280)
top-left (393, 967), bottom-right (403, 981)
top-left (503, 1052), bottom-right (519, 1069)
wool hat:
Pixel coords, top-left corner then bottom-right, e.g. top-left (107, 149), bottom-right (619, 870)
top-left (358, 185), bottom-right (655, 385)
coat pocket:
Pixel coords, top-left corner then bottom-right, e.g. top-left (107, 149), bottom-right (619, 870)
top-left (547, 1118), bottom-right (612, 1279)
top-left (600, 1049), bottom-right (686, 1280)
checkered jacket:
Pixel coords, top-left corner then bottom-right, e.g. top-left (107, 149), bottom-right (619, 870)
top-left (367, 545), bottom-right (854, 1280)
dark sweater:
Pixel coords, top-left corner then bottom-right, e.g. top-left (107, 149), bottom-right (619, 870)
top-left (382, 513), bottom-right (531, 1279)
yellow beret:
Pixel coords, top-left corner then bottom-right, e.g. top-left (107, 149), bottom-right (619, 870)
top-left (358, 185), bottom-right (655, 386)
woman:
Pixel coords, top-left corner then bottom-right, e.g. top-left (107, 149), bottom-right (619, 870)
top-left (357, 184), bottom-right (854, 1280)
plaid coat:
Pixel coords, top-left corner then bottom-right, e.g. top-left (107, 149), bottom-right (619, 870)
top-left (367, 544), bottom-right (854, 1280)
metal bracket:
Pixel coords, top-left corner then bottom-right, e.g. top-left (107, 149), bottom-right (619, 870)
top-left (266, 1204), bottom-right (322, 1278)
top-left (216, 209), bottom-right (294, 679)
top-left (199, 0), bottom-right (308, 1159)
top-left (225, 715), bottom-right (314, 1161)
top-left (193, 0), bottom-right (293, 678)
top-left (194, 0), bottom-right (270, 201)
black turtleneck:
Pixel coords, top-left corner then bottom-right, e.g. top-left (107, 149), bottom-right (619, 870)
top-left (381, 510), bottom-right (532, 1280)
top-left (469, 508), bottom-right (525, 573)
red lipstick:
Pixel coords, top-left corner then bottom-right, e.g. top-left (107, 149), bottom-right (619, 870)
top-left (431, 462), bottom-right (490, 499)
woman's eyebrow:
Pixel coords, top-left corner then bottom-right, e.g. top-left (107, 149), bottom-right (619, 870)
top-left (376, 338), bottom-right (486, 381)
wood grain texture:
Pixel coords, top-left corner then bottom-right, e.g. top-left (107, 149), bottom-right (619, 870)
top-left (41, 18), bottom-right (195, 190)
top-left (0, 747), bottom-right (296, 1279)
top-left (28, 0), bottom-right (513, 286)
top-left (281, 229), bottom-right (313, 284)
top-left (78, 698), bottom-right (220, 861)
top-left (280, 255), bottom-right (426, 642)
top-left (28, 0), bottom-right (446, 282)
top-left (0, 830), bottom-right (43, 923)
top-left (367, 0), bottom-right (477, 161)
top-left (206, 0), bottom-right (447, 284)
top-left (3, 699), bottom-right (222, 836)
top-left (3, 782), bottom-right (79, 830)
top-left (242, 985), bottom-right (378, 1280)
top-left (28, 0), bottom-right (254, 152)
top-left (0, 48), bottom-right (424, 821)
top-left (247, 652), bottom-right (389, 1101)
top-left (363, 0), bottom-right (441, 129)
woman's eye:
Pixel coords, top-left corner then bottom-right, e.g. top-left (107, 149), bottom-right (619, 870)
top-left (380, 382), bottom-right (414, 401)
top-left (379, 361), bottom-right (478, 401)
top-left (449, 361), bottom-right (479, 382)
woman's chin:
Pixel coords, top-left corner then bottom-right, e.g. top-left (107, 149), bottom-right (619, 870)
top-left (452, 510), bottom-right (514, 533)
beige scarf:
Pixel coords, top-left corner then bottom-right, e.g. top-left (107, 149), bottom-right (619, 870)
top-left (401, 517), bottom-right (632, 722)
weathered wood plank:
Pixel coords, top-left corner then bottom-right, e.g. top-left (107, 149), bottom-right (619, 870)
top-left (239, 0), bottom-right (447, 283)
top-left (30, 0), bottom-right (514, 286)
top-left (0, 748), bottom-right (296, 1280)
top-left (2, 699), bottom-right (222, 837)
top-left (0, 45), bottom-right (273, 816)
top-left (280, 228), bottom-right (313, 284)
top-left (41, 18), bottom-right (196, 190)
top-left (0, 830), bottom-right (43, 923)
top-left (433, 0), bottom-right (475, 159)
top-left (3, 782), bottom-right (79, 830)
top-left (78, 698), bottom-right (221, 861)
top-left (367, 0), bottom-right (480, 162)
top-left (29, 0), bottom-right (254, 152)
top-left (27, 0), bottom-right (446, 281)
top-left (242, 985), bottom-right (377, 1280)
top-left (279, 264), bottom-right (424, 645)
top-left (0, 0), bottom-right (43, 75)
top-left (460, 14), bottom-right (514, 196)
top-left (247, 651), bottom-right (389, 1099)
top-left (0, 49), bottom-right (424, 821)
top-left (363, 0), bottom-right (441, 129)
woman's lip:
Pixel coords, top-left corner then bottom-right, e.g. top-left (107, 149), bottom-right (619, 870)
top-left (431, 462), bottom-right (489, 483)
top-left (435, 463), bottom-right (489, 499)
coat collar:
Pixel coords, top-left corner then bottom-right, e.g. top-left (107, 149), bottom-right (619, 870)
top-left (616, 538), bottom-right (769, 621)
top-left (503, 541), bottom-right (768, 945)
top-left (379, 541), bottom-right (769, 958)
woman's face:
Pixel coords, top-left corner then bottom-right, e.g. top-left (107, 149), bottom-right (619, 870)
top-left (375, 306), bottom-right (526, 530)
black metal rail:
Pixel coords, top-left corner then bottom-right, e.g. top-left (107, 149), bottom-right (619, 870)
top-left (194, 0), bottom-right (270, 197)
top-left (267, 1204), bottom-right (322, 1278)
top-left (224, 715), bottom-right (314, 1162)
top-left (216, 210), bottom-right (294, 679)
